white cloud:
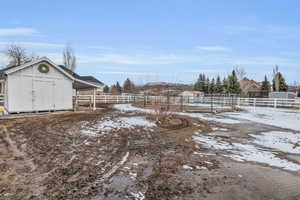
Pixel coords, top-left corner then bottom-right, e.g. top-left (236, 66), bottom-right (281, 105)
top-left (0, 28), bottom-right (39, 36)
top-left (195, 46), bottom-right (231, 52)
top-left (43, 52), bottom-right (300, 68)
top-left (99, 71), bottom-right (156, 76)
top-left (185, 69), bottom-right (227, 73)
top-left (0, 42), bottom-right (64, 49)
top-left (75, 54), bottom-right (196, 65)
top-left (232, 56), bottom-right (300, 67)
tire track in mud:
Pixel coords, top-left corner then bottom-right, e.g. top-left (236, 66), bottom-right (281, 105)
top-left (0, 125), bottom-right (46, 199)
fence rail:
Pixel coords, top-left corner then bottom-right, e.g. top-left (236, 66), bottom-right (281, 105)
top-left (186, 96), bottom-right (300, 109)
top-left (74, 95), bottom-right (300, 109)
top-left (0, 94), bottom-right (4, 105)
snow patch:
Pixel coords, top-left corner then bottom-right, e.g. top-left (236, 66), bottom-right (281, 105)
top-left (114, 104), bottom-right (300, 130)
top-left (225, 106), bottom-right (300, 131)
top-left (81, 116), bottom-right (156, 135)
top-left (250, 131), bottom-right (300, 154)
top-left (114, 104), bottom-right (240, 124)
top-left (193, 134), bottom-right (300, 171)
top-left (179, 112), bottom-right (240, 124)
top-left (193, 134), bottom-right (232, 150)
top-left (183, 165), bottom-right (193, 170)
top-left (114, 104), bottom-right (153, 114)
top-left (130, 191), bottom-right (145, 200)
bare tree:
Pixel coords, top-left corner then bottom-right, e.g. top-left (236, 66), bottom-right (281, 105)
top-left (4, 44), bottom-right (33, 66)
top-left (235, 65), bottom-right (247, 80)
top-left (63, 45), bottom-right (76, 72)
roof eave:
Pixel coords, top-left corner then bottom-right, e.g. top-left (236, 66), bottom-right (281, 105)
top-left (4, 58), bottom-right (75, 81)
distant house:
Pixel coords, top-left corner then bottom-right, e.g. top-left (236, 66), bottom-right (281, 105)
top-left (239, 79), bottom-right (268, 98)
top-left (179, 91), bottom-right (204, 97)
top-left (0, 58), bottom-right (99, 114)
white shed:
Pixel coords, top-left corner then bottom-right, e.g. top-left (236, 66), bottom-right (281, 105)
top-left (0, 57), bottom-right (98, 113)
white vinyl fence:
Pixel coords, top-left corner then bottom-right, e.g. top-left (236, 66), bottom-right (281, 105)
top-left (74, 95), bottom-right (300, 109)
top-left (186, 96), bottom-right (300, 109)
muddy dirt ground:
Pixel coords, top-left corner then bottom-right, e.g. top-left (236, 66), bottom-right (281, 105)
top-left (0, 105), bottom-right (300, 200)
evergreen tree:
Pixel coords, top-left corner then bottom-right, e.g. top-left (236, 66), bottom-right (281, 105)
top-left (110, 84), bottom-right (118, 94)
top-left (204, 77), bottom-right (210, 93)
top-left (116, 82), bottom-right (122, 94)
top-left (261, 75), bottom-right (270, 91)
top-left (123, 78), bottom-right (135, 93)
top-left (194, 73), bottom-right (206, 91)
top-left (209, 78), bottom-right (216, 94)
top-left (215, 76), bottom-right (223, 93)
top-left (227, 70), bottom-right (241, 94)
top-left (222, 77), bottom-right (229, 93)
top-left (272, 72), bottom-right (288, 92)
top-left (103, 85), bottom-right (109, 93)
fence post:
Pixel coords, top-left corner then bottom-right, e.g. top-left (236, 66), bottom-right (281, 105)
top-left (93, 89), bottom-right (96, 110)
top-left (181, 96), bottom-right (184, 111)
top-left (274, 99), bottom-right (277, 108)
top-left (254, 98), bottom-right (256, 108)
top-left (210, 95), bottom-right (213, 113)
top-left (75, 90), bottom-right (79, 111)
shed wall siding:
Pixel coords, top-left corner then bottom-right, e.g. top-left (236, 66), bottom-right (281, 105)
top-left (6, 63), bottom-right (73, 113)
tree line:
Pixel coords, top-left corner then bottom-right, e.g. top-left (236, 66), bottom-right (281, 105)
top-left (103, 78), bottom-right (135, 94)
top-left (258, 66), bottom-right (288, 92)
top-left (194, 66), bottom-right (289, 95)
top-left (194, 70), bottom-right (241, 94)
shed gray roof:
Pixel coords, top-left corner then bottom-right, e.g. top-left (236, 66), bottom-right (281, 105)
top-left (78, 76), bottom-right (103, 85)
top-left (58, 65), bottom-right (103, 85)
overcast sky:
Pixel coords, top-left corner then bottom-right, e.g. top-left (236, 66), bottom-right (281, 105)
top-left (1, 0), bottom-right (300, 85)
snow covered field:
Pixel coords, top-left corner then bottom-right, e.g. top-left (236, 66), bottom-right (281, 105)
top-left (184, 103), bottom-right (233, 110)
top-left (114, 104), bottom-right (300, 171)
top-left (81, 116), bottom-right (156, 135)
top-left (114, 104), bottom-right (241, 124)
top-left (114, 104), bottom-right (300, 131)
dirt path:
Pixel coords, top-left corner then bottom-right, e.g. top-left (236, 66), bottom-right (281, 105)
top-left (0, 107), bottom-right (300, 200)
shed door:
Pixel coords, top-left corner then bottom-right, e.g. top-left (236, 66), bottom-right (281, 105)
top-left (33, 80), bottom-right (55, 111)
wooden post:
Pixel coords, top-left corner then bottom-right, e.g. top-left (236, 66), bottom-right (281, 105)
top-left (181, 96), bottom-right (184, 111)
top-left (211, 94), bottom-right (213, 113)
top-left (93, 89), bottom-right (96, 110)
top-left (74, 89), bottom-right (78, 111)
top-left (274, 99), bottom-right (277, 108)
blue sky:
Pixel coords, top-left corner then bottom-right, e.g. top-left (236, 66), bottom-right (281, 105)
top-left (1, 0), bottom-right (300, 85)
